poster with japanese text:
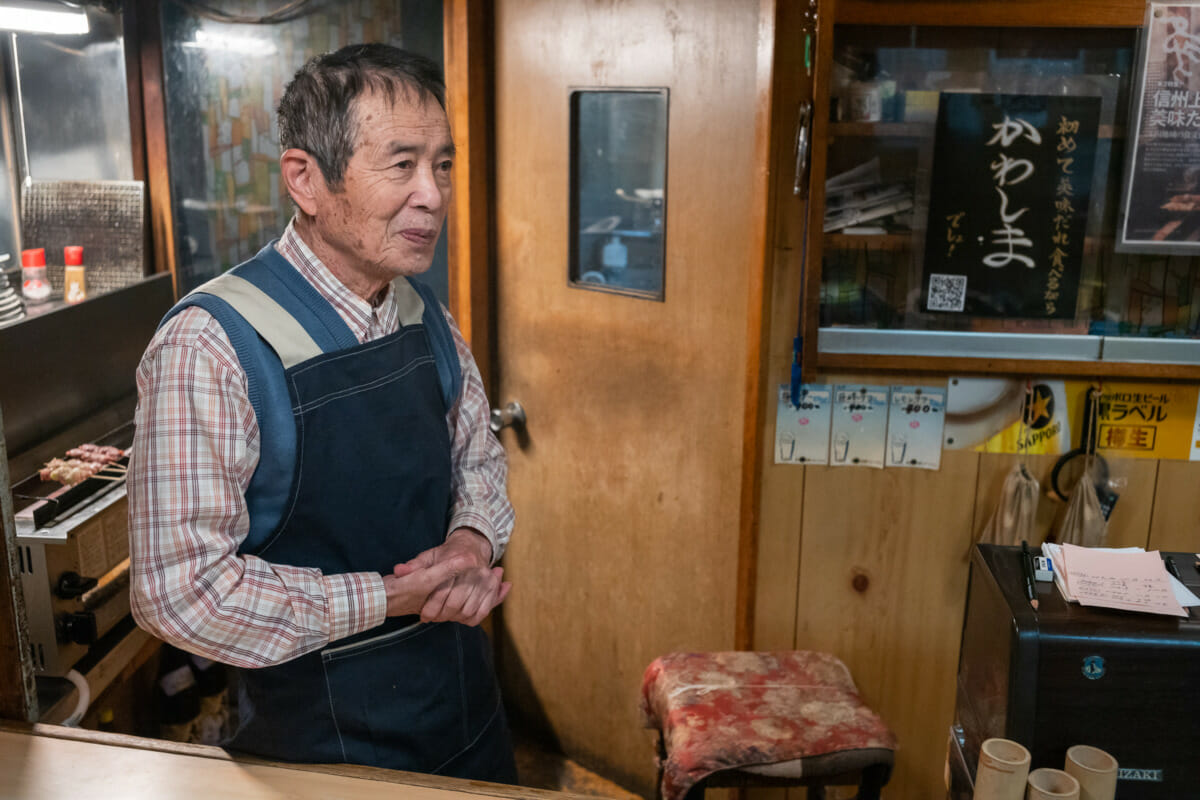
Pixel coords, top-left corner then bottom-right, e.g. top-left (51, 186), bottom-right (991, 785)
top-left (944, 378), bottom-right (1072, 455)
top-left (885, 386), bottom-right (946, 469)
top-left (943, 376), bottom-right (1200, 460)
top-left (1119, 3), bottom-right (1200, 251)
top-left (921, 92), bottom-right (1101, 318)
top-left (774, 384), bottom-right (833, 465)
top-left (830, 385), bottom-right (889, 468)
top-left (1090, 382), bottom-right (1200, 460)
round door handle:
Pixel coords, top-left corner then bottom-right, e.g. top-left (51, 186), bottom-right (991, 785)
top-left (490, 401), bottom-right (526, 433)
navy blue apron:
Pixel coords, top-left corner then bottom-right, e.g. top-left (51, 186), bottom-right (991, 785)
top-left (166, 248), bottom-right (516, 782)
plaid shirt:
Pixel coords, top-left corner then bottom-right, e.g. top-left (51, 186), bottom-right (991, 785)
top-left (128, 221), bottom-right (513, 668)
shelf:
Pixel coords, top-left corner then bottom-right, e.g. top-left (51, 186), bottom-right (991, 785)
top-left (825, 232), bottom-right (913, 248)
top-left (830, 121), bottom-right (934, 138)
top-left (829, 122), bottom-right (1123, 139)
top-left (822, 233), bottom-right (1113, 255)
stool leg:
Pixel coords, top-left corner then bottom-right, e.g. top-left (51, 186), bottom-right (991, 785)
top-left (682, 778), bottom-right (707, 800)
top-left (854, 763), bottom-right (890, 800)
top-left (654, 732), bottom-right (667, 800)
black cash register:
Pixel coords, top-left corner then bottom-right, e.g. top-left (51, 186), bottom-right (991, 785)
top-left (949, 544), bottom-right (1200, 800)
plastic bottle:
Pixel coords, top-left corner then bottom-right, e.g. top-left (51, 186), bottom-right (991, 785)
top-left (20, 248), bottom-right (50, 302)
top-left (63, 246), bottom-right (85, 304)
top-left (602, 235), bottom-right (628, 270)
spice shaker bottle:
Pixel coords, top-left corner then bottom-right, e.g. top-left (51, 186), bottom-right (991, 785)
top-left (63, 246), bottom-right (85, 304)
top-left (20, 248), bottom-right (50, 302)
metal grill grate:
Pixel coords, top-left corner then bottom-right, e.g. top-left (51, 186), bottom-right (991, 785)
top-left (20, 179), bottom-right (145, 296)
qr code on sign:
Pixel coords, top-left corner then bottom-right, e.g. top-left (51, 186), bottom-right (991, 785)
top-left (927, 273), bottom-right (967, 312)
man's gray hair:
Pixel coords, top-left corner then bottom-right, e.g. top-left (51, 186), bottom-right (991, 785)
top-left (278, 43), bottom-right (446, 191)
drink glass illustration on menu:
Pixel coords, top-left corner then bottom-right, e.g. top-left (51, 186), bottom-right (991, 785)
top-left (779, 430), bottom-right (796, 461)
top-left (891, 433), bottom-right (907, 465)
top-left (833, 432), bottom-right (850, 463)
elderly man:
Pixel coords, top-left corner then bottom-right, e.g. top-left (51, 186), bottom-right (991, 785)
top-left (129, 44), bottom-right (517, 782)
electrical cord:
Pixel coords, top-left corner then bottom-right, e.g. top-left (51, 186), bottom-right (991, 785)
top-left (61, 669), bottom-right (90, 727)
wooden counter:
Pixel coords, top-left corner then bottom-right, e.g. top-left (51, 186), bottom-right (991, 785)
top-left (0, 721), bottom-right (598, 800)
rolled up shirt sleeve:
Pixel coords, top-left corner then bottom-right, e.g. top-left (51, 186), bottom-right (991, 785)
top-left (443, 308), bottom-right (515, 564)
top-left (128, 309), bottom-right (386, 669)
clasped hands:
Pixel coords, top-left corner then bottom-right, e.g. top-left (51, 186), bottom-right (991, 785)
top-left (382, 528), bottom-right (511, 627)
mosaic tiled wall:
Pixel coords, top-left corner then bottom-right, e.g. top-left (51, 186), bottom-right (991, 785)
top-left (162, 0), bottom-right (442, 293)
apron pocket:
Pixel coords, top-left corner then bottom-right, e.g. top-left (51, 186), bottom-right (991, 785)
top-left (320, 621), bottom-right (466, 771)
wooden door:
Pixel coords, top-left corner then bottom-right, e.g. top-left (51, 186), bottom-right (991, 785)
top-left (489, 0), bottom-right (773, 793)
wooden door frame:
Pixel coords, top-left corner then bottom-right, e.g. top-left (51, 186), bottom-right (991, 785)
top-left (444, 0), bottom-right (496, 396)
top-left (130, 0), bottom-right (178, 297)
top-left (735, 0), bottom-right (781, 650)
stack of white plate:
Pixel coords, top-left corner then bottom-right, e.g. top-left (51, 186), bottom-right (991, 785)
top-left (0, 270), bottom-right (25, 325)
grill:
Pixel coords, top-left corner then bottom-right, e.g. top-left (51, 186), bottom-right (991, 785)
top-left (13, 424), bottom-right (135, 676)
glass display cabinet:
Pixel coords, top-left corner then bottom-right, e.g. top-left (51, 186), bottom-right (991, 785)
top-left (801, 0), bottom-right (1200, 378)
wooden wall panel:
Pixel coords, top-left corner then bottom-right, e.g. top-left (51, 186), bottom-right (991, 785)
top-left (792, 449), bottom-right (979, 800)
top-left (754, 459), bottom-right (804, 651)
top-left (1099, 459), bottom-right (1160, 549)
top-left (1148, 460), bottom-right (1200, 553)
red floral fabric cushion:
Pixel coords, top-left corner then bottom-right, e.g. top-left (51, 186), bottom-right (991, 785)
top-left (640, 651), bottom-right (897, 800)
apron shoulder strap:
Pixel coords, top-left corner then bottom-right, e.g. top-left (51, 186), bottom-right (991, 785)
top-left (397, 277), bottom-right (463, 411)
top-left (186, 272), bottom-right (324, 369)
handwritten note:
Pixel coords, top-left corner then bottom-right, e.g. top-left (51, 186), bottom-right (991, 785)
top-left (1062, 544), bottom-right (1187, 617)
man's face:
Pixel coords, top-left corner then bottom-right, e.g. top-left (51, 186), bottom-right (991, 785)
top-left (311, 87), bottom-right (453, 287)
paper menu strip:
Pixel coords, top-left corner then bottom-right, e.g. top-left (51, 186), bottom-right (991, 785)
top-left (1061, 543), bottom-right (1187, 618)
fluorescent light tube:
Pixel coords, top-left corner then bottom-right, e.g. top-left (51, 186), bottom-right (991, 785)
top-left (0, 3), bottom-right (89, 35)
top-left (183, 29), bottom-right (278, 56)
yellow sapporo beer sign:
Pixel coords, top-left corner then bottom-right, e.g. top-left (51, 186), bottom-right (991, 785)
top-left (949, 379), bottom-right (1200, 460)
top-left (972, 380), bottom-right (1071, 455)
top-left (1088, 382), bottom-right (1200, 461)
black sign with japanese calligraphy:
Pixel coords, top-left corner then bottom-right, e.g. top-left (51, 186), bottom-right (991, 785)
top-left (1119, 3), bottom-right (1200, 252)
top-left (921, 92), bottom-right (1101, 319)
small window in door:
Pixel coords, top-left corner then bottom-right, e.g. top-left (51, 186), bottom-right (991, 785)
top-left (569, 88), bottom-right (668, 300)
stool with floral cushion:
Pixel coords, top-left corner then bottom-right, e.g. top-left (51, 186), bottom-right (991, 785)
top-left (640, 651), bottom-right (897, 800)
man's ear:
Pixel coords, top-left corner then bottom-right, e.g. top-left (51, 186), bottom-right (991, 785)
top-left (280, 148), bottom-right (324, 217)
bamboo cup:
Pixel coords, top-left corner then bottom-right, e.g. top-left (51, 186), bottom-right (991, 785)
top-left (1027, 767), bottom-right (1081, 800)
top-left (974, 738), bottom-right (1031, 800)
top-left (1065, 745), bottom-right (1118, 800)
